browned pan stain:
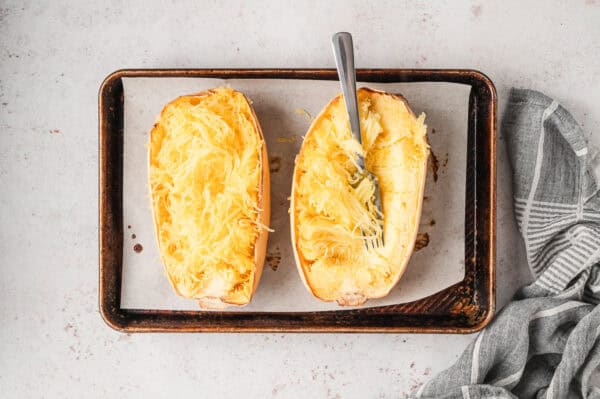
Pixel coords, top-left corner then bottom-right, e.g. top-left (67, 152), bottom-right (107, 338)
top-left (133, 243), bottom-right (143, 253)
top-left (131, 234), bottom-right (136, 239)
top-left (269, 156), bottom-right (282, 173)
top-left (266, 247), bottom-right (282, 271)
top-left (414, 233), bottom-right (430, 251)
top-left (451, 297), bottom-right (479, 316)
top-left (429, 149), bottom-right (439, 182)
top-left (429, 219), bottom-right (436, 226)
top-left (49, 129), bottom-right (61, 134)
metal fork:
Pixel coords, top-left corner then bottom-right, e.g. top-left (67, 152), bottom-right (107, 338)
top-left (331, 32), bottom-right (384, 248)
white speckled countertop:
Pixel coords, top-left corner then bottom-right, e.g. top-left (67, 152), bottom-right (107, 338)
top-left (1, 1), bottom-right (599, 397)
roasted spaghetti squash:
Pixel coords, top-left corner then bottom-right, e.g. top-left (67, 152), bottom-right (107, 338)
top-left (148, 87), bottom-right (270, 309)
top-left (291, 88), bottom-right (428, 306)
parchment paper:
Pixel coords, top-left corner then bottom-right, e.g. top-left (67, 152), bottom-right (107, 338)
top-left (121, 77), bottom-right (469, 311)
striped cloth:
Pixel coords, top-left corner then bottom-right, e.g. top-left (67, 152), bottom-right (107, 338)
top-left (415, 89), bottom-right (600, 399)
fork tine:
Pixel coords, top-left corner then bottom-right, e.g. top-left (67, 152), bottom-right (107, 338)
top-left (361, 228), bottom-right (369, 250)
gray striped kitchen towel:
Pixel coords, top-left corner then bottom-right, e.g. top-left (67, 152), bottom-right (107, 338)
top-left (415, 89), bottom-right (600, 399)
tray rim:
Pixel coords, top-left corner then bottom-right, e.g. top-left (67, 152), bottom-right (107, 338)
top-left (99, 68), bottom-right (496, 333)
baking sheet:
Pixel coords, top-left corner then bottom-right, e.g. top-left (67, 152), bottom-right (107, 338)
top-left (121, 77), bottom-right (469, 312)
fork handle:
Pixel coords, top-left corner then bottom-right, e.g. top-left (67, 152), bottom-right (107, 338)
top-left (332, 32), bottom-right (362, 146)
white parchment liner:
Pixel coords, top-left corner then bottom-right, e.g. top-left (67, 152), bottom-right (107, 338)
top-left (121, 78), bottom-right (469, 311)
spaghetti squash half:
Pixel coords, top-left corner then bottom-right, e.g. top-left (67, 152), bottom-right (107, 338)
top-left (149, 87), bottom-right (270, 309)
top-left (291, 88), bottom-right (428, 306)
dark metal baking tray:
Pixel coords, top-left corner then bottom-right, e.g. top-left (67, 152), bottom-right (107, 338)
top-left (99, 68), bottom-right (496, 333)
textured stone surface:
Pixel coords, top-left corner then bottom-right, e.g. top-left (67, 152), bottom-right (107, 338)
top-left (0, 1), bottom-right (598, 397)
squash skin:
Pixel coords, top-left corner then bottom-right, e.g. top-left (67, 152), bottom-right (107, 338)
top-left (148, 88), bottom-right (270, 309)
top-left (290, 87), bottom-right (428, 306)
